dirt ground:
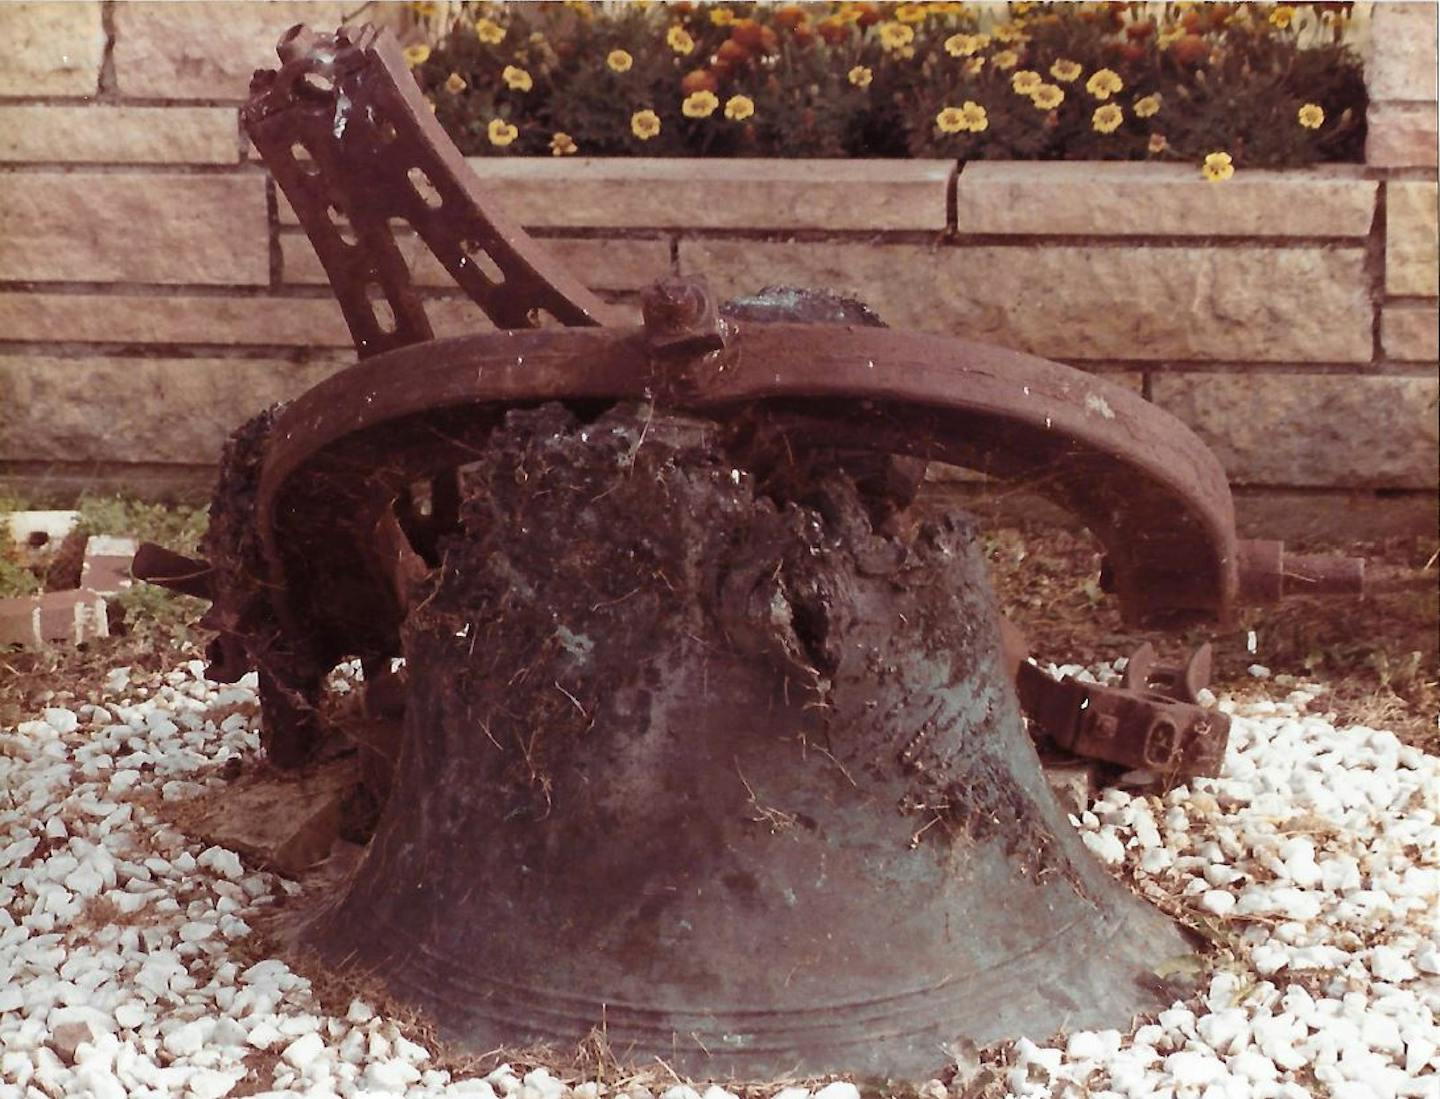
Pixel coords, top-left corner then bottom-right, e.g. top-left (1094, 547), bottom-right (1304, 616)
top-left (2, 499), bottom-right (1436, 755)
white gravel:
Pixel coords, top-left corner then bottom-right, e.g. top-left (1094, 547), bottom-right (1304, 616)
top-left (1, 658), bottom-right (1437, 1098)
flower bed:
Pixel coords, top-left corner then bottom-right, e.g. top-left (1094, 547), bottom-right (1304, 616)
top-left (411, 1), bottom-right (1367, 169)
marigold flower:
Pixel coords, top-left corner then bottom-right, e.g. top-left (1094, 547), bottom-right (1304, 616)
top-left (1085, 68), bottom-right (1123, 99)
top-left (564, 0), bottom-right (593, 18)
top-left (443, 71), bottom-right (466, 94)
top-left (1011, 70), bottom-right (1042, 95)
top-left (487, 118), bottom-right (518, 147)
top-left (936, 106), bottom-right (968, 134)
top-left (607, 49), bottom-right (634, 73)
top-left (1157, 24), bottom-right (1184, 47)
top-left (724, 94), bottom-right (755, 121)
top-left (1030, 83), bottom-right (1064, 110)
top-left (475, 18), bottom-right (505, 45)
top-left (848, 65), bottom-right (873, 88)
top-left (681, 68), bottom-right (719, 94)
top-left (550, 132), bottom-right (578, 156)
top-left (991, 49), bottom-right (1019, 70)
top-left (1134, 94), bottom-right (1161, 118)
top-left (402, 43), bottom-right (431, 67)
top-left (993, 22), bottom-right (1026, 43)
top-left (1148, 132), bottom-right (1167, 155)
top-left (945, 32), bottom-right (989, 56)
top-left (964, 57), bottom-right (985, 75)
top-left (411, 1), bottom-right (438, 15)
top-left (682, 89), bottom-right (720, 118)
top-left (631, 109), bottom-right (661, 140)
top-left (502, 65), bottom-right (533, 92)
top-left (1297, 102), bottom-right (1324, 129)
top-left (895, 3), bottom-right (927, 23)
top-left (1049, 58), bottom-right (1082, 82)
top-left (1202, 150), bottom-right (1234, 182)
top-left (1269, 5), bottom-right (1294, 28)
top-left (709, 7), bottom-right (735, 25)
top-left (878, 22), bottom-right (915, 50)
top-left (667, 24), bottom-right (696, 54)
top-left (959, 100), bottom-right (988, 132)
top-left (1092, 103), bottom-right (1124, 133)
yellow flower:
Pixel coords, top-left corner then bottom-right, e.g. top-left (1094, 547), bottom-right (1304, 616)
top-left (1201, 151), bottom-right (1234, 182)
top-left (487, 118), bottom-right (518, 147)
top-left (991, 50), bottom-right (1019, 70)
top-left (1092, 103), bottom-right (1124, 133)
top-left (1030, 83), bottom-right (1064, 110)
top-left (402, 43), bottom-right (431, 67)
top-left (724, 94), bottom-right (755, 121)
top-left (1269, 5), bottom-right (1294, 28)
top-left (607, 49), bottom-right (634, 73)
top-left (682, 89), bottom-right (719, 118)
top-left (709, 7), bottom-right (734, 25)
top-left (848, 65), bottom-right (873, 88)
top-left (878, 22), bottom-right (915, 51)
top-left (411, 1), bottom-right (438, 15)
top-left (475, 18), bottom-right (505, 45)
top-left (945, 32), bottom-right (989, 56)
top-left (1157, 24), bottom-right (1184, 47)
top-left (895, 3), bottom-right (927, 22)
top-left (965, 56), bottom-right (985, 75)
top-left (1085, 68), bottom-right (1123, 100)
top-left (1134, 94), bottom-right (1161, 118)
top-left (667, 25), bottom-right (695, 54)
top-left (936, 106), bottom-right (968, 134)
top-left (939, 100), bottom-right (988, 134)
top-left (550, 131), bottom-right (578, 156)
top-left (1297, 102), bottom-right (1324, 129)
top-left (565, 0), bottom-right (594, 18)
top-left (1011, 70), bottom-right (1042, 95)
top-left (443, 71), bottom-right (466, 94)
top-left (502, 65), bottom-right (533, 92)
top-left (1050, 58), bottom-right (1082, 83)
top-left (1148, 132), bottom-right (1167, 155)
top-left (631, 109), bottom-right (661, 140)
top-left (993, 22), bottom-right (1027, 43)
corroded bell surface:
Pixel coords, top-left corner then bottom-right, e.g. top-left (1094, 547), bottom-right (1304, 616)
top-left (304, 403), bottom-right (1191, 1079)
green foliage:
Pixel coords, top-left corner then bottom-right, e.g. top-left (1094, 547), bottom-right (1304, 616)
top-left (412, 1), bottom-right (1366, 166)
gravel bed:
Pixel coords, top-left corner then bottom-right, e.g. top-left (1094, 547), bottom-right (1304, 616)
top-left (1, 659), bottom-right (1436, 1099)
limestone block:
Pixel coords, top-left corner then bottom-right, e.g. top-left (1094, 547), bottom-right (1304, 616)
top-left (1381, 304), bottom-right (1440, 362)
top-left (1150, 373), bottom-right (1439, 489)
top-left (0, 173), bottom-right (269, 285)
top-left (280, 232), bottom-right (670, 292)
top-left (1386, 181), bottom-right (1439, 297)
top-left (955, 163), bottom-right (1375, 238)
top-left (0, 106), bottom-right (238, 165)
top-left (112, 1), bottom-right (353, 100)
top-left (0, 291), bottom-right (541, 348)
top-left (0, 2), bottom-right (105, 96)
top-left (1366, 2), bottom-right (1439, 102)
top-left (1366, 102), bottom-right (1440, 169)
top-left (0, 357), bottom-right (346, 464)
top-left (679, 240), bottom-right (1374, 363)
top-left (460, 158), bottom-right (952, 231)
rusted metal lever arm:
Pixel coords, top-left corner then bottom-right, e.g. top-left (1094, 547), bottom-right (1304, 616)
top-left (242, 24), bottom-right (614, 359)
top-left (131, 543), bottom-right (215, 600)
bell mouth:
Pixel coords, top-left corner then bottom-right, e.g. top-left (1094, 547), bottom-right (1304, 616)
top-left (292, 403), bottom-right (1191, 1079)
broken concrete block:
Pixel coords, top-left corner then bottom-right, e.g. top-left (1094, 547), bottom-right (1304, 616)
top-left (185, 756), bottom-right (358, 877)
top-left (0, 588), bottom-right (109, 647)
top-left (81, 535), bottom-right (138, 595)
top-left (3, 509), bottom-right (78, 547)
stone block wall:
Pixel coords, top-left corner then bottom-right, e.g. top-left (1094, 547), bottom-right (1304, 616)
top-left (0, 1), bottom-right (1436, 540)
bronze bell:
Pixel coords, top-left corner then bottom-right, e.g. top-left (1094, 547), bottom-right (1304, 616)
top-left (298, 401), bottom-right (1191, 1079)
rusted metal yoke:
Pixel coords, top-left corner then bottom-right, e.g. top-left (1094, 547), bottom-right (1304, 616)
top-left (135, 23), bottom-right (1364, 778)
